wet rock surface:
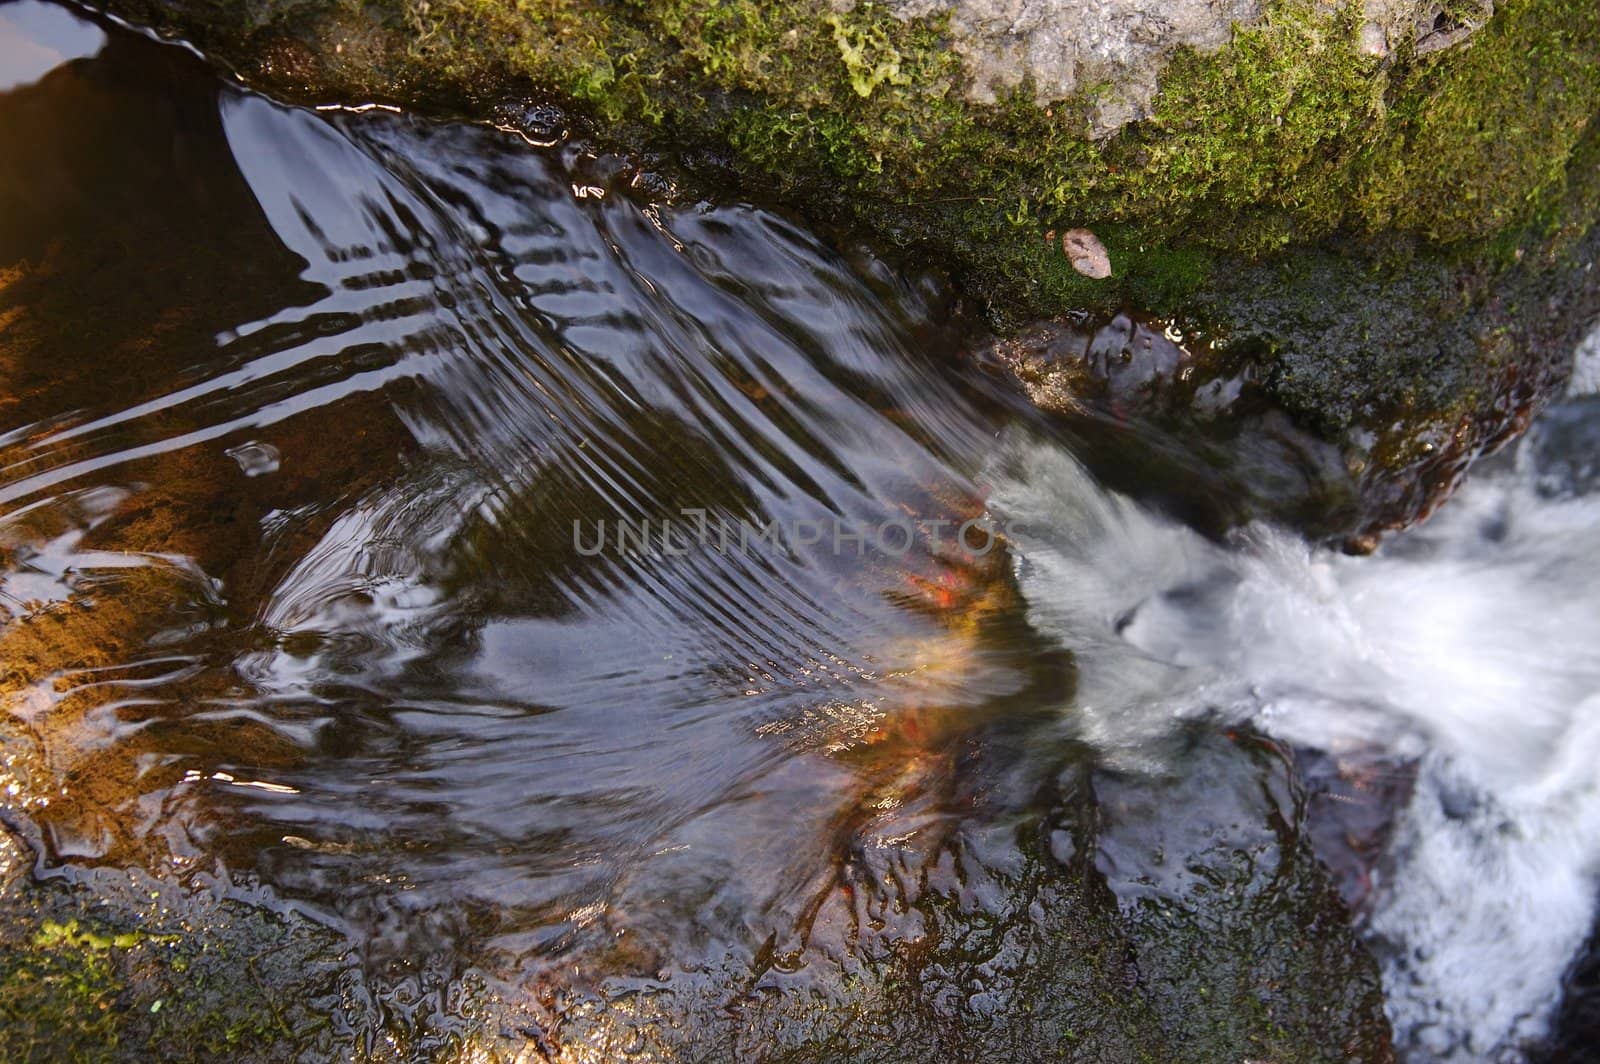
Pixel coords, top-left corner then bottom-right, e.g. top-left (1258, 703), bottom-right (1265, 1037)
top-left (0, 823), bottom-right (366, 1062)
top-left (515, 729), bottom-right (1391, 1063)
top-left (971, 314), bottom-right (1358, 538)
top-left (1294, 746), bottom-right (1419, 919)
top-left (968, 310), bottom-right (1556, 546)
top-left (1543, 916), bottom-right (1600, 1063)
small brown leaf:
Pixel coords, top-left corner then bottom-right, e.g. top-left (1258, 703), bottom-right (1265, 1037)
top-left (1062, 228), bottom-right (1111, 279)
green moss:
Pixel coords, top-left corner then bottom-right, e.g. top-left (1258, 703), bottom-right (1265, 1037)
top-left (399, 0), bottom-right (1590, 251)
top-left (101, 0), bottom-right (1600, 455)
top-left (34, 917), bottom-right (181, 952)
top-left (824, 11), bottom-right (912, 98)
top-left (0, 858), bottom-right (358, 1063)
top-left (0, 921), bottom-right (124, 1063)
top-left (125, 0), bottom-right (1600, 308)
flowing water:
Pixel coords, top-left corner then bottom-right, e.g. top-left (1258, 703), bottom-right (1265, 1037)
top-left (994, 372), bottom-right (1600, 1059)
top-left (2, 2), bottom-right (1598, 1060)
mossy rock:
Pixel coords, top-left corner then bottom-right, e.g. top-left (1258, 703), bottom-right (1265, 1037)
top-left (85, 0), bottom-right (1600, 531)
top-left (0, 822), bottom-right (523, 1062)
top-left (0, 826), bottom-right (338, 1062)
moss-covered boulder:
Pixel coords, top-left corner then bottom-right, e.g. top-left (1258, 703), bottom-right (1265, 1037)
top-left (87, 0), bottom-right (1600, 535)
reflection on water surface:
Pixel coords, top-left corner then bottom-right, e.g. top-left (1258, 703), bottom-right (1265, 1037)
top-left (0, 3), bottom-right (1424, 1060)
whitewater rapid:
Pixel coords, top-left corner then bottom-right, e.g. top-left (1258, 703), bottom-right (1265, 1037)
top-left (995, 334), bottom-right (1600, 1060)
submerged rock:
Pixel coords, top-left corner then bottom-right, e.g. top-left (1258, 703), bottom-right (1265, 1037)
top-left (968, 310), bottom-right (1537, 543)
top-left (493, 728), bottom-right (1391, 1063)
top-left (1294, 745), bottom-right (1419, 918)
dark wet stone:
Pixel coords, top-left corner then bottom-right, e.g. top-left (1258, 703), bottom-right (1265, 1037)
top-left (1539, 907), bottom-right (1600, 1064)
top-left (1294, 746), bottom-right (1419, 919)
top-left (487, 98), bottom-right (571, 145)
top-left (972, 315), bottom-right (1368, 540)
top-left (967, 303), bottom-right (1578, 546)
top-left (502, 726), bottom-right (1393, 1063)
top-left (1523, 395), bottom-right (1600, 499)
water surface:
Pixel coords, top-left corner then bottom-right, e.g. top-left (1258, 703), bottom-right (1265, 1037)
top-left (2, 4), bottom-right (1597, 1060)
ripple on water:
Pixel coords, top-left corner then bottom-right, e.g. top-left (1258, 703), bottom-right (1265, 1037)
top-left (0, 0), bottom-right (1063, 983)
top-left (1, 4), bottom-right (1397, 1060)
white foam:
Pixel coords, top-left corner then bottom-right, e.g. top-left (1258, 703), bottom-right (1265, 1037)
top-left (993, 420), bottom-right (1600, 1059)
top-left (1570, 326), bottom-right (1600, 397)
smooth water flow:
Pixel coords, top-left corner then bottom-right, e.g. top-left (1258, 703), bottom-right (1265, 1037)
top-left (2, 3), bottom-right (1597, 1059)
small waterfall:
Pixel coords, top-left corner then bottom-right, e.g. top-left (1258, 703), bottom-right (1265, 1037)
top-left (995, 343), bottom-right (1600, 1059)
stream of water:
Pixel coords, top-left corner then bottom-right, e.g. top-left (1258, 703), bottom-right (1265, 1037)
top-left (2, 2), bottom-right (1598, 1059)
top-left (994, 360), bottom-right (1600, 1058)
